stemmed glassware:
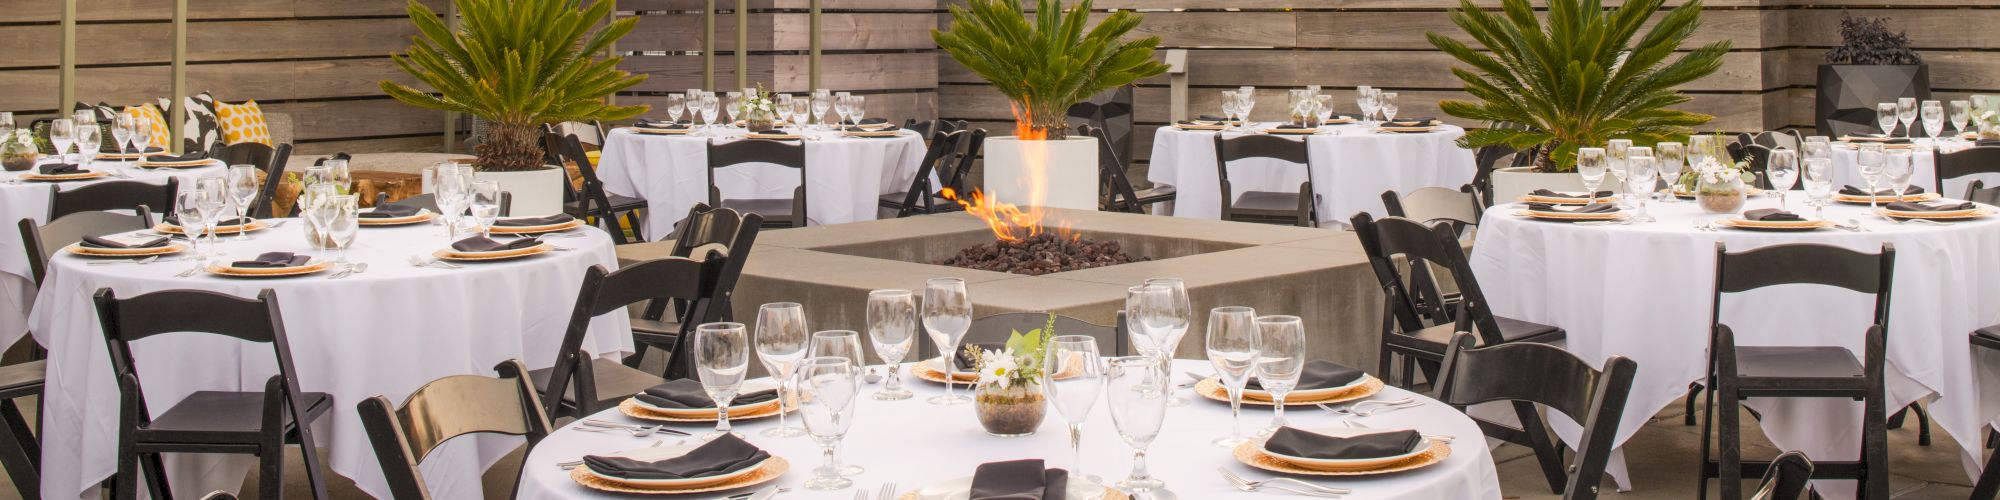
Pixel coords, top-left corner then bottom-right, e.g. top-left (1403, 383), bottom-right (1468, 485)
top-left (1897, 97), bottom-right (1918, 139)
top-left (1252, 315), bottom-right (1305, 434)
top-left (1656, 142), bottom-right (1685, 201)
top-left (699, 94), bottom-right (721, 136)
top-left (693, 322), bottom-right (750, 440)
top-left (1804, 158), bottom-right (1835, 220)
top-left (807, 330), bottom-right (867, 477)
top-left (1206, 306), bottom-right (1260, 448)
top-left (755, 302), bottom-right (810, 438)
top-left (111, 114), bottom-right (134, 163)
top-left (724, 92), bottom-right (743, 126)
top-left (50, 119), bottom-right (74, 165)
top-left (666, 93), bottom-right (686, 123)
top-left (1220, 90), bottom-right (1242, 128)
top-left (1142, 278), bottom-right (1192, 406)
top-left (175, 191), bottom-right (212, 261)
top-left (469, 180), bottom-right (502, 237)
top-left (922, 277), bottom-right (973, 405)
top-left (847, 96), bottom-right (867, 129)
top-left (1951, 100), bottom-right (1973, 141)
top-left (1885, 149), bottom-right (1915, 202)
top-left (1767, 149), bottom-right (1798, 210)
top-left (796, 357), bottom-right (860, 491)
top-left (0, 112), bottom-right (12, 137)
top-left (75, 123), bottom-right (101, 165)
top-left (435, 164), bottom-right (473, 237)
top-left (227, 165), bottom-right (260, 240)
top-left (1606, 139), bottom-right (1633, 204)
top-left (1922, 100), bottom-right (1945, 145)
top-left (1107, 356), bottom-right (1173, 498)
top-left (1688, 134), bottom-right (1718, 167)
top-left (1877, 102), bottom-right (1900, 136)
top-left (865, 290), bottom-right (916, 401)
top-left (833, 93), bottom-right (853, 130)
top-left (129, 116), bottom-right (153, 161)
top-left (1356, 86), bottom-right (1378, 125)
top-left (1803, 136), bottom-right (1832, 162)
top-left (1577, 148), bottom-right (1607, 203)
top-left (1045, 335), bottom-right (1103, 482)
top-left (1237, 88), bottom-right (1257, 127)
top-left (321, 195), bottom-right (359, 267)
top-left (195, 177), bottom-right (229, 255)
top-left (1379, 92), bottom-right (1400, 124)
top-left (812, 90), bottom-right (833, 131)
top-left (791, 99), bottom-right (811, 134)
top-left (1856, 143), bottom-right (1886, 210)
top-left (1624, 155), bottom-right (1657, 222)
top-left (1314, 95), bottom-right (1334, 127)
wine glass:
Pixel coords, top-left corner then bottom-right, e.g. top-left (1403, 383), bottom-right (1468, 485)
top-left (1877, 102), bottom-right (1900, 136)
top-left (111, 114), bottom-right (135, 164)
top-left (1355, 86), bottom-right (1377, 124)
top-left (847, 95), bottom-right (866, 129)
top-left (1045, 335), bottom-right (1103, 482)
top-left (699, 94), bottom-right (721, 136)
top-left (195, 177), bottom-right (229, 254)
top-left (791, 99), bottom-right (811, 133)
top-left (834, 95), bottom-right (854, 130)
top-left (807, 330), bottom-right (867, 476)
top-left (1314, 95), bottom-right (1335, 127)
top-left (1253, 315), bottom-right (1305, 434)
top-left (130, 116), bottom-right (153, 160)
top-left (812, 92), bottom-right (833, 131)
top-left (1577, 147), bottom-right (1607, 202)
top-left (1803, 136), bottom-right (1832, 162)
top-left (775, 94), bottom-right (795, 128)
top-left (323, 195), bottom-right (359, 268)
top-left (666, 93), bottom-right (686, 123)
top-left (1804, 157), bottom-right (1835, 220)
top-left (795, 357), bottom-right (859, 491)
top-left (1923, 100), bottom-right (1945, 145)
top-left (1206, 306), bottom-right (1259, 447)
top-left (1379, 92), bottom-right (1400, 123)
top-left (922, 277), bottom-right (973, 405)
top-left (469, 180), bottom-right (502, 237)
top-left (1885, 149), bottom-right (1914, 202)
top-left (1606, 139), bottom-right (1633, 203)
top-left (866, 290), bottom-right (916, 401)
top-left (75, 123), bottom-right (101, 165)
top-left (755, 302), bottom-right (810, 438)
top-left (174, 191), bottom-right (211, 261)
top-left (1143, 277), bottom-right (1192, 406)
top-left (1951, 100), bottom-right (1973, 141)
top-left (0, 112), bottom-right (12, 137)
top-left (1688, 134), bottom-right (1718, 167)
top-left (326, 159), bottom-right (353, 195)
top-left (227, 165), bottom-right (260, 240)
top-left (724, 91), bottom-right (743, 126)
top-left (1624, 155), bottom-right (1657, 222)
top-left (1656, 142), bottom-right (1685, 201)
top-left (1898, 97), bottom-right (1918, 139)
top-left (1238, 90), bottom-right (1257, 126)
top-left (1106, 356), bottom-right (1172, 498)
top-left (434, 164), bottom-right (473, 237)
top-left (1220, 90), bottom-right (1241, 126)
top-left (1856, 143), bottom-right (1886, 210)
top-left (1767, 149), bottom-right (1799, 210)
top-left (693, 322), bottom-right (750, 440)
top-left (49, 119), bottom-right (74, 165)
top-left (1126, 285), bottom-right (1177, 366)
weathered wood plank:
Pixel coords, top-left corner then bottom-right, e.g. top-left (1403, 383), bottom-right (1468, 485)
top-left (1129, 49), bottom-right (1773, 92)
top-left (296, 135), bottom-right (450, 157)
top-left (620, 55), bottom-right (775, 92)
top-left (3, 0), bottom-right (446, 22)
top-left (1296, 9), bottom-right (1775, 50)
top-left (1785, 8), bottom-right (2000, 50)
top-left (1091, 11), bottom-right (1296, 48)
top-left (263, 99), bottom-right (445, 141)
top-left (618, 12), bottom-right (774, 52)
top-left (0, 18), bottom-right (424, 69)
top-left (773, 53), bottom-right (937, 92)
top-left (774, 13), bottom-right (940, 51)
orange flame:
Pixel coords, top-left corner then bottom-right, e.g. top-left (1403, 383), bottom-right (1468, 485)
top-left (941, 101), bottom-right (1073, 242)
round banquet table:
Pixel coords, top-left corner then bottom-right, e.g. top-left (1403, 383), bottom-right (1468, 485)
top-left (1146, 123), bottom-right (1476, 228)
top-left (28, 218), bottom-right (634, 499)
top-left (1828, 141), bottom-right (2000, 201)
top-left (517, 360), bottom-right (1502, 499)
top-left (1469, 197), bottom-right (2000, 496)
top-left (0, 158), bottom-right (220, 361)
top-left (597, 127), bottom-right (929, 238)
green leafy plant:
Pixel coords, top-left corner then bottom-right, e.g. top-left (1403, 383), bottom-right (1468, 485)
top-left (968, 314), bottom-right (1057, 388)
top-left (1427, 0), bottom-right (1728, 172)
top-left (381, 0), bottom-right (648, 172)
top-left (933, 0), bottom-right (1171, 140)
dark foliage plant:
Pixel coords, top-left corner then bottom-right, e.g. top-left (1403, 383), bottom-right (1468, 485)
top-left (1825, 12), bottom-right (1923, 66)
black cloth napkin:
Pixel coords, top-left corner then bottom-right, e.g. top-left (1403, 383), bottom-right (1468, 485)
top-left (231, 252), bottom-right (309, 268)
top-left (119, 146), bottom-right (166, 155)
top-left (1839, 185), bottom-right (1924, 196)
top-left (1887, 200), bottom-right (1977, 212)
top-left (1263, 427), bottom-right (1425, 460)
top-left (1528, 189), bottom-right (1612, 199)
top-left (1197, 115), bottom-right (1233, 122)
top-left (146, 151), bottom-right (206, 163)
top-left (581, 433), bottom-right (771, 480)
top-left (969, 459), bottom-right (1068, 500)
top-left (38, 163), bottom-right (83, 175)
top-left (492, 214), bottom-right (575, 227)
top-left (841, 118), bottom-right (889, 126)
top-left (1271, 124), bottom-right (1315, 132)
top-left (80, 235), bottom-right (169, 249)
top-left (1385, 117), bottom-right (1437, 127)
top-left (1247, 361), bottom-right (1364, 391)
top-left (1526, 202), bottom-right (1619, 213)
top-left (637, 119), bottom-right (691, 129)
top-left (162, 215), bottom-right (250, 227)
top-left (450, 236), bottom-right (542, 253)
top-left (953, 342), bottom-right (1004, 371)
top-left (359, 204), bottom-right (422, 219)
top-left (1743, 208), bottom-right (1805, 221)
top-left (1843, 134), bottom-right (1914, 144)
top-left (634, 378), bottom-right (781, 409)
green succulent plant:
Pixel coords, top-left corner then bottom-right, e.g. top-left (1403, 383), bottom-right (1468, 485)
top-left (934, 0), bottom-right (1171, 140)
top-left (1427, 0), bottom-right (1728, 172)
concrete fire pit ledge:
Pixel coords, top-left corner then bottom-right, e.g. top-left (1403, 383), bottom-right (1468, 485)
top-left (616, 208), bottom-right (1384, 368)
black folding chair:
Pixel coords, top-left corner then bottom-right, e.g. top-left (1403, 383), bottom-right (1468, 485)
top-left (48, 179), bottom-right (178, 221)
top-left (1214, 134), bottom-right (1316, 227)
top-left (532, 256), bottom-right (726, 417)
top-left (1381, 185), bottom-right (1482, 236)
top-left (94, 288), bottom-right (332, 499)
top-left (1934, 146), bottom-right (2000, 198)
top-left (708, 139), bottom-right (808, 228)
top-left (359, 359), bottom-right (552, 499)
top-left (628, 204), bottom-right (762, 369)
top-left (213, 142), bottom-right (295, 219)
top-left (1081, 124), bottom-right (1173, 214)
top-left (880, 130), bottom-right (970, 218)
top-left (19, 209), bottom-right (153, 286)
top-left (0, 354), bottom-right (41, 499)
top-left (552, 134), bottom-right (648, 243)
top-left (1435, 332), bottom-right (1636, 500)
top-left (1697, 242), bottom-right (1894, 500)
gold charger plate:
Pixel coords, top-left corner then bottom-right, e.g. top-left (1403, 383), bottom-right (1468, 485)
top-left (1520, 194), bottom-right (1616, 205)
top-left (1876, 207), bottom-right (1993, 220)
top-left (912, 357), bottom-right (980, 385)
top-left (154, 220), bottom-right (266, 235)
top-left (17, 171), bottom-right (109, 182)
top-left (1263, 128), bottom-right (1319, 135)
top-left (570, 456), bottom-right (789, 495)
top-left (1715, 218), bottom-right (1834, 231)
top-left (206, 260), bottom-right (335, 277)
top-left (96, 151), bottom-right (167, 160)
top-left (630, 126), bottom-right (693, 135)
top-left (432, 243), bottom-right (553, 262)
top-left (1233, 436), bottom-right (1451, 476)
top-left (617, 398), bottom-right (784, 423)
top-left (357, 212), bottom-right (436, 226)
top-left (1674, 187), bottom-right (1770, 199)
top-left (1834, 141), bottom-right (1915, 150)
top-left (1195, 376), bottom-right (1383, 406)
top-left (1174, 124), bottom-right (1226, 131)
top-left (64, 242), bottom-right (187, 257)
top-left (1513, 210), bottom-right (1626, 221)
top-left (746, 133), bottom-right (803, 140)
top-left (1834, 192), bottom-right (1941, 204)
top-left (137, 159), bottom-right (214, 168)
top-left (486, 219), bottom-right (584, 235)
top-left (898, 487), bottom-right (1128, 500)
top-left (842, 130), bottom-right (902, 138)
top-left (1377, 126), bottom-right (1437, 133)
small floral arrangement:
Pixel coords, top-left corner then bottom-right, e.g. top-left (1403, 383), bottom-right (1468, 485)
top-left (1, 129), bottom-right (39, 172)
top-left (1675, 133), bottom-right (1757, 194)
top-left (968, 314), bottom-right (1056, 390)
top-left (740, 84), bottom-right (778, 129)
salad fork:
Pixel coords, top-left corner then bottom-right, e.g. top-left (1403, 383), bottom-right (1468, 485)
top-left (1218, 468), bottom-right (1349, 497)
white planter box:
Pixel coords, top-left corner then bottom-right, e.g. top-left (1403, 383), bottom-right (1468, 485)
top-left (474, 167), bottom-right (567, 217)
top-left (1490, 166), bottom-right (1588, 203)
top-left (982, 136), bottom-right (1099, 210)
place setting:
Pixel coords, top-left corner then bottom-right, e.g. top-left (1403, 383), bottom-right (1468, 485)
top-left (355, 204), bottom-right (436, 226)
top-left (567, 433), bottom-right (791, 495)
top-left (11, 162), bottom-right (109, 182)
top-left (631, 118), bottom-right (697, 135)
top-left (1174, 115), bottom-right (1238, 131)
top-left (899, 459), bottom-right (1123, 500)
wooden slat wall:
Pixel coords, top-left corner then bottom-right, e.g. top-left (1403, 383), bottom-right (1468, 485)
top-left (0, 0), bottom-right (449, 156)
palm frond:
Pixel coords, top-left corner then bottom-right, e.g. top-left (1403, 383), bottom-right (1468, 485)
top-left (934, 0), bottom-right (1170, 138)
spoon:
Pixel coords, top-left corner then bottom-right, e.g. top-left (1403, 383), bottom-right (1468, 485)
top-left (89, 255), bottom-right (160, 266)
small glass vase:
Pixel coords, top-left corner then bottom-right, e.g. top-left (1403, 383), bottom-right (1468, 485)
top-left (2, 134), bottom-right (37, 172)
top-left (746, 110), bottom-right (776, 132)
top-left (1696, 173), bottom-right (1746, 214)
top-left (974, 381), bottom-right (1046, 437)
top-left (1982, 122), bottom-right (2000, 141)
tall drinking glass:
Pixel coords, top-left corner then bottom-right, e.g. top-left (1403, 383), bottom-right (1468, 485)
top-left (667, 93), bottom-right (686, 123)
top-left (1253, 315), bottom-right (1305, 434)
top-left (1606, 139), bottom-right (1633, 202)
top-left (111, 113), bottom-right (135, 163)
top-left (796, 357), bottom-right (859, 491)
top-left (1877, 102), bottom-right (1900, 136)
top-left (791, 100), bottom-right (811, 133)
top-left (1656, 142), bottom-right (1685, 200)
top-left (1624, 155), bottom-right (1656, 222)
top-left (227, 165), bottom-right (260, 240)
top-left (1803, 136), bottom-right (1832, 162)
top-left (129, 117), bottom-right (153, 160)
top-left (1314, 95), bottom-right (1334, 127)
top-left (323, 195), bottom-right (359, 267)
top-left (1951, 100), bottom-right (1972, 140)
top-left (1922, 100), bottom-right (1945, 144)
top-left (1220, 91), bottom-right (1241, 126)
top-left (76, 124), bottom-right (101, 164)
top-left (1206, 306), bottom-right (1259, 447)
top-left (0, 112), bottom-right (12, 137)
top-left (49, 119), bottom-right (74, 165)
top-left (1238, 90), bottom-right (1257, 126)
top-left (1107, 356), bottom-right (1172, 498)
top-left (1576, 148), bottom-right (1607, 202)
top-left (866, 290), bottom-right (916, 401)
top-left (847, 95), bottom-right (867, 128)
top-left (807, 330), bottom-right (866, 476)
top-left (812, 93), bottom-right (833, 131)
top-left (755, 302), bottom-right (810, 438)
top-left (1046, 335), bottom-right (1103, 482)
top-left (1885, 149), bottom-right (1914, 202)
top-left (724, 92), bottom-right (742, 126)
top-left (700, 95), bottom-right (721, 136)
top-left (1898, 97), bottom-right (1917, 139)
top-left (693, 322), bottom-right (750, 440)
top-left (1379, 92), bottom-right (1400, 123)
top-left (196, 177), bottom-right (228, 254)
top-left (1143, 277), bottom-right (1192, 406)
top-left (923, 278), bottom-right (973, 405)
top-left (1857, 143), bottom-right (1886, 210)
top-left (1804, 158), bottom-right (1834, 220)
top-left (175, 191), bottom-right (210, 261)
top-left (1689, 135), bottom-right (1718, 167)
top-left (1767, 149), bottom-right (1798, 210)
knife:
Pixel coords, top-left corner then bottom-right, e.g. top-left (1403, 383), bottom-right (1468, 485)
top-left (738, 485), bottom-right (782, 500)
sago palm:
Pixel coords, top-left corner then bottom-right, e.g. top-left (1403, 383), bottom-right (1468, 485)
top-left (934, 0), bottom-right (1171, 140)
top-left (382, 0), bottom-right (648, 171)
top-left (1428, 0), bottom-right (1728, 172)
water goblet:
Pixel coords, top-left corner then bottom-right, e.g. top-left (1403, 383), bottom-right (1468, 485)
top-left (76, 123), bottom-right (101, 165)
top-left (1922, 100), bottom-right (1945, 145)
top-left (796, 357), bottom-right (859, 491)
top-left (1856, 143), bottom-right (1886, 210)
top-left (1767, 149), bottom-right (1798, 210)
top-left (693, 322), bottom-right (750, 440)
top-left (923, 277), bottom-right (973, 405)
top-left (755, 302), bottom-right (811, 438)
top-left (1885, 149), bottom-right (1914, 202)
top-left (1656, 142), bottom-right (1685, 200)
top-left (666, 93), bottom-right (686, 123)
top-left (1624, 155), bottom-right (1657, 222)
top-left (174, 191), bottom-right (211, 261)
top-left (1804, 158), bottom-right (1834, 220)
top-left (1046, 335), bottom-right (1103, 482)
top-left (1951, 100), bottom-right (1972, 141)
top-left (1577, 147), bottom-right (1608, 202)
top-left (1606, 139), bottom-right (1633, 203)
top-left (1877, 102), bottom-right (1900, 137)
top-left (1898, 97), bottom-right (1917, 139)
top-left (1253, 315), bottom-right (1305, 434)
top-left (49, 119), bottom-right (74, 165)
top-left (111, 113), bottom-right (135, 164)
top-left (1206, 306), bottom-right (1259, 448)
top-left (227, 165), bottom-right (261, 240)
top-left (866, 290), bottom-right (917, 401)
top-left (195, 177), bottom-right (229, 255)
top-left (808, 330), bottom-right (866, 476)
top-left (322, 195), bottom-right (360, 267)
top-left (469, 180), bottom-right (502, 237)
top-left (1143, 277), bottom-right (1192, 406)
top-left (1107, 356), bottom-right (1173, 498)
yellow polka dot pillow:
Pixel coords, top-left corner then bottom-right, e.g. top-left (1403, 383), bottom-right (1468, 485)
top-left (215, 100), bottom-right (272, 146)
top-left (123, 104), bottom-right (173, 149)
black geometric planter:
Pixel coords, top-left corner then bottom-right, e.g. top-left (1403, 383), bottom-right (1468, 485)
top-left (1816, 64), bottom-right (1931, 137)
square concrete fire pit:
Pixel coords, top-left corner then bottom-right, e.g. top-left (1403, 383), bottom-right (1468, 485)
top-left (618, 209), bottom-right (1384, 368)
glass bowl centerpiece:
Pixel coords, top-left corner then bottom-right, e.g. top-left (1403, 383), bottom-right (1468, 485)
top-left (969, 315), bottom-right (1056, 436)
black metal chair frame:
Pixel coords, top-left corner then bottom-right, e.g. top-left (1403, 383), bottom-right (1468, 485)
top-left (358, 359), bottom-right (553, 499)
top-left (1934, 146), bottom-right (2000, 198)
top-left (1435, 332), bottom-right (1636, 500)
top-left (880, 130), bottom-right (971, 218)
top-left (707, 138), bottom-right (809, 229)
top-left (1081, 124), bottom-right (1173, 214)
top-left (1213, 133), bottom-right (1318, 227)
top-left (0, 357), bottom-right (41, 499)
top-left (542, 256), bottom-right (725, 418)
top-left (1754, 451), bottom-right (1815, 500)
top-left (627, 204), bottom-right (764, 371)
top-left (213, 142), bottom-right (296, 219)
top-left (551, 133), bottom-right (649, 244)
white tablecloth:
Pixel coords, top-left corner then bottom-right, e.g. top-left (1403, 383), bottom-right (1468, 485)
top-left (1828, 142), bottom-right (2000, 201)
top-left (30, 219), bottom-right (635, 499)
top-left (1469, 199), bottom-right (2000, 496)
top-left (517, 360), bottom-right (1501, 500)
top-left (1146, 124), bottom-right (1476, 228)
top-left (0, 159), bottom-right (220, 353)
top-left (597, 128), bottom-right (929, 238)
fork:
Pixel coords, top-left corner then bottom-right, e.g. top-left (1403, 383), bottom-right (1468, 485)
top-left (1336, 419), bottom-right (1455, 443)
top-left (175, 263), bottom-right (204, 277)
top-left (878, 481), bottom-right (897, 500)
top-left (853, 490), bottom-right (869, 500)
top-left (1316, 400), bottom-right (1422, 418)
top-left (89, 255), bottom-right (162, 266)
top-left (1314, 397), bottom-right (1418, 417)
top-left (557, 438), bottom-right (672, 469)
top-left (581, 419), bottom-right (693, 436)
top-left (1218, 468), bottom-right (1350, 497)
top-left (406, 255), bottom-right (461, 269)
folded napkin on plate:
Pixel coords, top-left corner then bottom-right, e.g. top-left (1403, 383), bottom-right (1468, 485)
top-left (1526, 202), bottom-right (1619, 213)
top-left (634, 378), bottom-right (781, 409)
top-left (493, 214), bottom-right (576, 227)
top-left (1886, 200), bottom-right (1977, 212)
top-left (1247, 360), bottom-right (1364, 391)
top-left (120, 146), bottom-right (166, 155)
top-left (359, 204), bottom-right (422, 219)
top-left (232, 252), bottom-right (309, 268)
top-left (1743, 208), bottom-right (1806, 221)
top-left (581, 433), bottom-right (771, 480)
top-left (1385, 118), bottom-right (1437, 127)
top-left (637, 119), bottom-right (691, 129)
top-left (1270, 124), bottom-right (1315, 132)
top-left (969, 459), bottom-right (1068, 500)
top-left (147, 151), bottom-right (206, 163)
top-left (1840, 185), bottom-right (1924, 196)
top-left (161, 215), bottom-right (251, 227)
top-left (1263, 427), bottom-right (1425, 460)
top-left (1197, 115), bottom-right (1232, 122)
top-left (748, 128), bottom-right (791, 136)
top-left (450, 236), bottom-right (543, 253)
top-left (80, 234), bottom-right (169, 249)
top-left (38, 163), bottom-right (83, 175)
top-left (841, 118), bottom-right (889, 126)
top-left (1528, 189), bottom-right (1612, 199)
top-left (1841, 134), bottom-right (1914, 144)
top-left (953, 342), bottom-right (1005, 371)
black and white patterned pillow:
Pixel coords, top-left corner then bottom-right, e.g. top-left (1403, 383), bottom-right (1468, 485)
top-left (181, 92), bottom-right (221, 153)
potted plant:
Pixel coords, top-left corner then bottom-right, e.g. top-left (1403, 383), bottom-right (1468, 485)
top-left (1817, 13), bottom-right (1929, 139)
top-left (1427, 0), bottom-right (1726, 201)
top-left (934, 0), bottom-right (1168, 210)
top-left (968, 315), bottom-right (1056, 437)
top-left (380, 0), bottom-right (648, 216)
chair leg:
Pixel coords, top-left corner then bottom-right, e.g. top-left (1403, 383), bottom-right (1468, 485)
top-left (258, 445), bottom-right (284, 500)
top-left (294, 431), bottom-right (332, 500)
top-left (1515, 401), bottom-right (1569, 494)
top-left (1696, 377), bottom-right (1716, 500)
top-left (1719, 381), bottom-right (1743, 500)
top-left (141, 452), bottom-right (171, 500)
top-left (1685, 382), bottom-right (1704, 426)
top-left (624, 343), bottom-right (650, 369)
top-left (602, 213), bottom-right (630, 245)
top-left (624, 211), bottom-right (646, 242)
top-left (114, 447), bottom-right (140, 500)
top-left (1973, 436), bottom-right (2000, 500)
top-left (1913, 403), bottom-right (1933, 446)
top-left (1861, 389), bottom-right (1890, 500)
top-left (1886, 407), bottom-right (1907, 429)
top-left (0, 400), bottom-right (36, 500)
top-left (1398, 355), bottom-right (1416, 389)
top-left (1375, 345), bottom-right (1395, 386)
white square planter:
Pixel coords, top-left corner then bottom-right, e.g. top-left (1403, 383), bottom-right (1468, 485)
top-left (982, 136), bottom-right (1099, 211)
top-left (473, 166), bottom-right (568, 217)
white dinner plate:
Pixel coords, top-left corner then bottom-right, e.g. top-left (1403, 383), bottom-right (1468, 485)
top-left (1257, 426), bottom-right (1432, 471)
top-left (913, 475), bottom-right (1110, 500)
top-left (577, 442), bottom-right (767, 489)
